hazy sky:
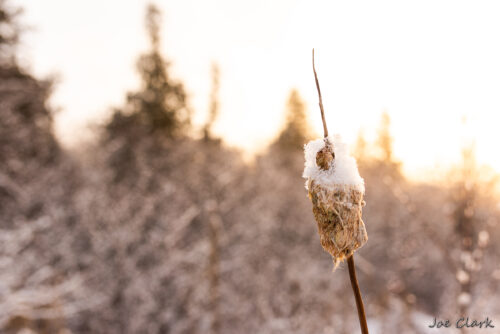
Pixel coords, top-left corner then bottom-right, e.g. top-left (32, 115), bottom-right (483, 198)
top-left (17, 0), bottom-right (500, 176)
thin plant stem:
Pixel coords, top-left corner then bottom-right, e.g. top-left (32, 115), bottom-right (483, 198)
top-left (312, 49), bottom-right (329, 138)
top-left (348, 255), bottom-right (369, 334)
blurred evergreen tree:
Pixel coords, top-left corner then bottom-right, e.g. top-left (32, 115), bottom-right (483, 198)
top-left (450, 143), bottom-right (481, 315)
top-left (376, 111), bottom-right (393, 162)
top-left (0, 0), bottom-right (21, 65)
top-left (104, 3), bottom-right (191, 183)
top-left (107, 3), bottom-right (190, 138)
top-left (275, 89), bottom-right (312, 151)
top-left (353, 129), bottom-right (368, 163)
top-left (203, 63), bottom-right (220, 141)
top-left (0, 3), bottom-right (88, 334)
top-left (374, 111), bottom-right (402, 175)
top-left (0, 0), bottom-right (59, 170)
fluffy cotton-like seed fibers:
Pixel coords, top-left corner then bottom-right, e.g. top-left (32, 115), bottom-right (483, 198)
top-left (303, 135), bottom-right (367, 268)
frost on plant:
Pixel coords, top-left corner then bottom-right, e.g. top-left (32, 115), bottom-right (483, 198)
top-left (303, 135), bottom-right (368, 268)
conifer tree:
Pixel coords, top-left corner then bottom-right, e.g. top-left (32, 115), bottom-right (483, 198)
top-left (0, 0), bottom-right (21, 65)
top-left (376, 111), bottom-right (393, 162)
top-left (0, 0), bottom-right (58, 167)
top-left (107, 3), bottom-right (189, 137)
top-left (203, 63), bottom-right (220, 141)
top-left (353, 129), bottom-right (368, 163)
top-left (275, 89), bottom-right (311, 150)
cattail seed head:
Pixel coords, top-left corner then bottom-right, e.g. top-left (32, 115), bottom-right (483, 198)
top-left (303, 135), bottom-right (368, 268)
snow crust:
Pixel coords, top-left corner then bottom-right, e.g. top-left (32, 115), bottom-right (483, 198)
top-left (303, 135), bottom-right (365, 193)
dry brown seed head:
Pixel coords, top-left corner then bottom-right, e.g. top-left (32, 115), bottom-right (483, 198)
top-left (316, 142), bottom-right (335, 171)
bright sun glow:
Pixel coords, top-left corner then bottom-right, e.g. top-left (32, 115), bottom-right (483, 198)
top-left (18, 0), bottom-right (500, 178)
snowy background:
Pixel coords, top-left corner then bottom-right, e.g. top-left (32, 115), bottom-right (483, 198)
top-left (1, 1), bottom-right (500, 333)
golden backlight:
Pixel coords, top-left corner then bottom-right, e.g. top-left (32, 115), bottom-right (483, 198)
top-left (19, 0), bottom-right (500, 177)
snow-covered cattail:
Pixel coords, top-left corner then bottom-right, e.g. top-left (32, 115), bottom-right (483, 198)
top-left (303, 135), bottom-right (368, 268)
top-left (309, 50), bottom-right (369, 334)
